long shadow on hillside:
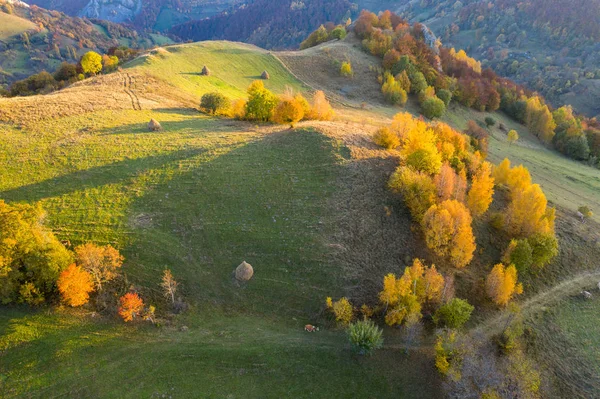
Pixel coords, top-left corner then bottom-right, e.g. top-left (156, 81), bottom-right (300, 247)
top-left (0, 149), bottom-right (204, 203)
top-left (98, 117), bottom-right (250, 136)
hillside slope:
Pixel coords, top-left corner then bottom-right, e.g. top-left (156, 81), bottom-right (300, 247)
top-left (0, 38), bottom-right (599, 398)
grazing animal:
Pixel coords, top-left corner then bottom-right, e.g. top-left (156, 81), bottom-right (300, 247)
top-left (304, 324), bottom-right (319, 332)
top-left (582, 291), bottom-right (592, 300)
top-left (576, 211), bottom-right (585, 222)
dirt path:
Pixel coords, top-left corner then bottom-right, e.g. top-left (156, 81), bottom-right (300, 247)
top-left (473, 269), bottom-right (600, 337)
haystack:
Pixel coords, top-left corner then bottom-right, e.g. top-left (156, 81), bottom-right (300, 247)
top-left (235, 261), bottom-right (254, 281)
top-left (261, 70), bottom-right (270, 80)
top-left (201, 65), bottom-right (211, 76)
top-left (148, 119), bottom-right (162, 131)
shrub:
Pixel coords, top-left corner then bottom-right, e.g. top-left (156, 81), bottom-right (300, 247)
top-left (230, 99), bottom-right (247, 119)
top-left (578, 205), bottom-right (593, 219)
top-left (484, 117), bottom-right (496, 127)
top-left (382, 75), bottom-right (407, 105)
top-left (348, 320), bottom-right (383, 355)
top-left (200, 92), bottom-right (231, 115)
top-left (433, 298), bottom-right (474, 329)
top-left (340, 61), bottom-right (353, 77)
top-left (388, 167), bottom-right (436, 222)
top-left (273, 97), bottom-right (304, 127)
top-left (75, 243), bottom-right (124, 291)
top-left (102, 55), bottom-right (119, 73)
top-left (528, 233), bottom-right (558, 268)
top-left (373, 127), bottom-right (400, 149)
top-left (421, 96), bottom-right (446, 119)
top-left (409, 70), bottom-right (428, 93)
top-left (437, 89), bottom-right (452, 106)
top-left (507, 130), bottom-right (519, 145)
top-left (80, 51), bottom-right (103, 75)
top-left (54, 62), bottom-right (78, 82)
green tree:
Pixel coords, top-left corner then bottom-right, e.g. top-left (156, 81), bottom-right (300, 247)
top-left (348, 320), bottom-right (383, 355)
top-left (245, 80), bottom-right (278, 121)
top-left (80, 51), bottom-right (103, 75)
top-left (200, 92), bottom-right (231, 115)
top-left (437, 89), bottom-right (452, 106)
top-left (329, 26), bottom-right (347, 40)
top-left (433, 298), bottom-right (474, 329)
top-left (421, 96), bottom-right (446, 119)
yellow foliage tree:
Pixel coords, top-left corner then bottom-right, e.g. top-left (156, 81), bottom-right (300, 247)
top-left (505, 184), bottom-right (554, 236)
top-left (326, 296), bottom-right (354, 325)
top-left (402, 124), bottom-right (442, 174)
top-left (506, 164), bottom-right (532, 194)
top-left (525, 96), bottom-right (556, 143)
top-left (422, 200), bottom-right (476, 268)
top-left (390, 112), bottom-right (421, 142)
top-left (493, 158), bottom-right (511, 185)
top-left (485, 264), bottom-right (523, 306)
top-left (378, 259), bottom-right (444, 326)
top-left (467, 161), bottom-right (495, 217)
top-left (57, 264), bottom-right (94, 307)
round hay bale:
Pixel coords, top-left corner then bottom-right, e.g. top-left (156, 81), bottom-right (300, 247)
top-left (235, 261), bottom-right (254, 281)
top-left (201, 65), bottom-right (210, 76)
top-left (148, 119), bottom-right (162, 131)
top-left (261, 70), bottom-right (270, 80)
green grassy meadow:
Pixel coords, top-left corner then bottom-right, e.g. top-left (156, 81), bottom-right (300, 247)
top-left (0, 104), bottom-right (440, 397)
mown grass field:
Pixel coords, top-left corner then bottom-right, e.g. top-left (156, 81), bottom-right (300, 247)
top-left (129, 41), bottom-right (308, 100)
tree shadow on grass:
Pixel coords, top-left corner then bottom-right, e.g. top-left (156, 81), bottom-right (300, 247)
top-left (0, 149), bottom-right (205, 203)
top-left (97, 117), bottom-right (252, 136)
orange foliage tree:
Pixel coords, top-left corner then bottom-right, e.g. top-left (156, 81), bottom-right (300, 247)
top-left (505, 184), bottom-right (554, 237)
top-left (485, 264), bottom-right (523, 306)
top-left (434, 162), bottom-right (457, 200)
top-left (307, 90), bottom-right (334, 121)
top-left (422, 200), bottom-right (476, 268)
top-left (118, 292), bottom-right (144, 322)
top-left (75, 243), bottom-right (124, 290)
top-left (57, 264), bottom-right (94, 307)
top-left (273, 97), bottom-right (304, 127)
top-left (467, 161), bottom-right (495, 217)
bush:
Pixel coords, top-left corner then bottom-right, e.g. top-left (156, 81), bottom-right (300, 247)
top-left (230, 99), bottom-right (247, 119)
top-left (409, 70), bottom-right (428, 93)
top-left (421, 96), bottom-right (446, 119)
top-left (54, 62), bottom-right (78, 82)
top-left (307, 90), bottom-right (334, 121)
top-left (340, 61), bottom-right (353, 77)
top-left (505, 239), bottom-right (533, 274)
top-left (528, 233), bottom-right (558, 268)
top-left (485, 117), bottom-right (496, 127)
top-left (348, 320), bottom-right (383, 355)
top-left (373, 127), bottom-right (400, 149)
top-left (326, 296), bottom-right (354, 325)
top-left (433, 298), bottom-right (474, 329)
top-left (437, 89), bottom-right (452, 106)
top-left (200, 92), bottom-right (231, 115)
top-left (382, 74), bottom-right (407, 106)
top-left (273, 97), bottom-right (304, 127)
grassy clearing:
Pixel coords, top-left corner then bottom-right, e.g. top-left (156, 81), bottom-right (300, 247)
top-left (0, 12), bottom-right (36, 40)
top-left (128, 41), bottom-right (308, 100)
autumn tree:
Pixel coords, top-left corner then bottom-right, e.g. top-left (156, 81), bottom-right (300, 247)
top-left (402, 124), bottom-right (442, 174)
top-left (373, 127), bottom-right (400, 149)
top-left (507, 130), bottom-right (519, 145)
top-left (421, 96), bottom-right (446, 119)
top-left (161, 269), bottom-right (178, 304)
top-left (493, 158), bottom-right (511, 185)
top-left (57, 264), bottom-right (94, 307)
top-left (486, 264), bottom-right (523, 307)
top-left (433, 298), bottom-right (474, 329)
top-left (307, 90), bottom-right (334, 121)
top-left (388, 166), bottom-right (436, 222)
top-left (422, 200), bottom-right (476, 268)
top-left (118, 292), bottom-right (145, 322)
top-left (467, 161), bottom-right (495, 217)
top-left (273, 97), bottom-right (304, 127)
top-left (505, 184), bottom-right (554, 237)
top-left (200, 92), bottom-right (231, 115)
top-left (379, 259), bottom-right (444, 326)
top-left (390, 112), bottom-right (420, 142)
top-left (434, 162), bottom-right (457, 200)
top-left (80, 51), bottom-right (103, 75)
top-left (75, 243), bottom-right (124, 290)
top-left (326, 296), bottom-right (354, 325)
top-left (340, 61), bottom-right (353, 77)
top-left (245, 80), bottom-right (278, 122)
top-left (525, 96), bottom-right (556, 143)
top-left (0, 201), bottom-right (72, 305)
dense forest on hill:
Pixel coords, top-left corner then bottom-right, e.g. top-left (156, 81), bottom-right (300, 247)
top-left (405, 0), bottom-right (600, 118)
top-left (169, 0), bottom-right (355, 49)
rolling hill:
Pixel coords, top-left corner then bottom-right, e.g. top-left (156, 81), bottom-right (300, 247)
top-left (0, 34), bottom-right (599, 398)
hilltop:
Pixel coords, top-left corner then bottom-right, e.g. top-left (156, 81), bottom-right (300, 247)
top-left (0, 1), bottom-right (171, 86)
top-left (0, 32), bottom-right (599, 398)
